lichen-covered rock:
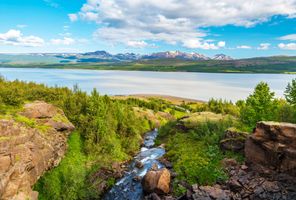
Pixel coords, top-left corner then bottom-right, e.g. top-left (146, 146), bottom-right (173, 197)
top-left (142, 168), bottom-right (171, 194)
top-left (0, 101), bottom-right (74, 200)
top-left (245, 121), bottom-right (296, 175)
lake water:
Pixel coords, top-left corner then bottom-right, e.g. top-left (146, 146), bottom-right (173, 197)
top-left (0, 68), bottom-right (295, 101)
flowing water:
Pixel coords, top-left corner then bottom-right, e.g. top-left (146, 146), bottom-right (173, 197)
top-left (104, 129), bottom-right (165, 200)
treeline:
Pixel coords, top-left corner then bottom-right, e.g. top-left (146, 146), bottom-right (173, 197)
top-left (0, 77), bottom-right (152, 199)
top-left (182, 80), bottom-right (296, 129)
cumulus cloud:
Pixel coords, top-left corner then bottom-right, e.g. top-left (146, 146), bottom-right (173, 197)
top-left (278, 43), bottom-right (296, 50)
top-left (279, 34), bottom-right (296, 41)
top-left (127, 41), bottom-right (149, 48)
top-left (183, 40), bottom-right (225, 49)
top-left (257, 43), bottom-right (271, 50)
top-left (237, 45), bottom-right (252, 49)
top-left (51, 37), bottom-right (75, 45)
top-left (69, 0), bottom-right (296, 49)
top-left (0, 29), bottom-right (44, 47)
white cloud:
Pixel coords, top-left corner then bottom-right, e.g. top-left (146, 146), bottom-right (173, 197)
top-left (237, 45), bottom-right (252, 49)
top-left (183, 39), bottom-right (225, 49)
top-left (278, 43), bottom-right (296, 50)
top-left (0, 29), bottom-right (44, 47)
top-left (218, 41), bottom-right (226, 48)
top-left (68, 14), bottom-right (78, 22)
top-left (257, 43), bottom-right (271, 50)
top-left (70, 0), bottom-right (296, 49)
top-left (51, 37), bottom-right (75, 45)
top-left (127, 41), bottom-right (148, 48)
top-left (279, 34), bottom-right (296, 41)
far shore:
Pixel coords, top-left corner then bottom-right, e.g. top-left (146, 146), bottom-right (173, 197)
top-left (112, 94), bottom-right (205, 105)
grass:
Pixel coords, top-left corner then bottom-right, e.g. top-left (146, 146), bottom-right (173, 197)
top-left (156, 112), bottom-right (243, 196)
top-left (34, 131), bottom-right (87, 200)
top-left (52, 113), bottom-right (70, 123)
top-left (14, 114), bottom-right (36, 128)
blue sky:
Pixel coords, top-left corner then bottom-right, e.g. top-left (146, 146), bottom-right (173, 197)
top-left (0, 0), bottom-right (296, 58)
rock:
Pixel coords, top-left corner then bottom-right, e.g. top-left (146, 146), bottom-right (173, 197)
top-left (133, 176), bottom-right (142, 182)
top-left (241, 165), bottom-right (248, 170)
top-left (151, 163), bottom-right (158, 171)
top-left (245, 121), bottom-right (296, 175)
top-left (220, 128), bottom-right (248, 153)
top-left (142, 168), bottom-right (171, 194)
top-left (135, 160), bottom-right (144, 169)
top-left (20, 101), bottom-right (58, 118)
top-left (221, 158), bottom-right (238, 170)
top-left (191, 185), bottom-right (231, 200)
top-left (158, 157), bottom-right (173, 169)
top-left (144, 192), bottom-right (162, 200)
top-left (0, 101), bottom-right (74, 200)
top-left (227, 178), bottom-right (242, 192)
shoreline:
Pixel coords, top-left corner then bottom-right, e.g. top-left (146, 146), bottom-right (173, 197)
top-left (0, 65), bottom-right (294, 75)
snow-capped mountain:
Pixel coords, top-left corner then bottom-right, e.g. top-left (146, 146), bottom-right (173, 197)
top-left (212, 54), bottom-right (233, 61)
top-left (142, 51), bottom-right (210, 60)
top-left (52, 50), bottom-right (233, 62)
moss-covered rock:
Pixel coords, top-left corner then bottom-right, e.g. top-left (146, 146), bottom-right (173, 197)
top-left (220, 128), bottom-right (248, 153)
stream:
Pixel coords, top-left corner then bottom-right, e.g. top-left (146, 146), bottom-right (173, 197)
top-left (104, 129), bottom-right (165, 200)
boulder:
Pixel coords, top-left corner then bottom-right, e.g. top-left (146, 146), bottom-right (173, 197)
top-left (245, 121), bottom-right (296, 175)
top-left (20, 101), bottom-right (75, 133)
top-left (0, 101), bottom-right (74, 200)
top-left (142, 168), bottom-right (171, 194)
top-left (220, 128), bottom-right (248, 153)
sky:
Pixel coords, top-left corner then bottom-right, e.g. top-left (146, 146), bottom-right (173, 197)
top-left (0, 0), bottom-right (296, 58)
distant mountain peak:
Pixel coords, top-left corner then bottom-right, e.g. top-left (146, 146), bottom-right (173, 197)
top-left (71, 50), bottom-right (233, 62)
top-left (213, 54), bottom-right (233, 60)
top-left (143, 51), bottom-right (210, 60)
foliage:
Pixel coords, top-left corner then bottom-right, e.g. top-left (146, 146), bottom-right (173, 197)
top-left (0, 78), bottom-right (153, 199)
top-left (34, 132), bottom-right (87, 200)
top-left (186, 99), bottom-right (240, 117)
top-left (157, 117), bottom-right (236, 189)
top-left (285, 79), bottom-right (296, 106)
top-left (239, 82), bottom-right (278, 128)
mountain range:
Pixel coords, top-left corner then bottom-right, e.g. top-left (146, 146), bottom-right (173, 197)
top-left (78, 50), bottom-right (233, 62)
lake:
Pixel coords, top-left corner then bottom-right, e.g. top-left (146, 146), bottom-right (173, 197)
top-left (0, 68), bottom-right (295, 101)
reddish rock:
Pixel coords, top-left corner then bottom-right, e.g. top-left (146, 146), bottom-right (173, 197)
top-left (245, 121), bottom-right (296, 175)
top-left (0, 101), bottom-right (74, 200)
top-left (142, 168), bottom-right (171, 194)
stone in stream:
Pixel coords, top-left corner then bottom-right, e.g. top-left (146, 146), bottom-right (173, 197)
top-left (135, 160), bottom-right (144, 169)
top-left (142, 168), bottom-right (171, 195)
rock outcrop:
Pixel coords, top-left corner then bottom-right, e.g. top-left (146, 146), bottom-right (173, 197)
top-left (142, 168), bottom-right (171, 195)
top-left (0, 101), bottom-right (74, 200)
top-left (245, 121), bottom-right (296, 175)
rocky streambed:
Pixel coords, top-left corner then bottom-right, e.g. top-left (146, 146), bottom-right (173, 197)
top-left (103, 129), bottom-right (166, 200)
